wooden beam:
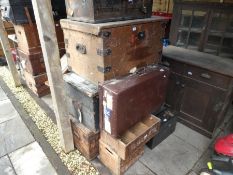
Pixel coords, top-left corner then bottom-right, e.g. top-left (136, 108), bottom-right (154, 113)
top-left (0, 15), bottom-right (21, 87)
top-left (31, 0), bottom-right (74, 152)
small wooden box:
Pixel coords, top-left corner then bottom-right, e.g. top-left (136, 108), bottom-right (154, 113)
top-left (71, 120), bottom-right (100, 160)
top-left (99, 140), bottom-right (144, 175)
top-left (100, 115), bottom-right (160, 160)
top-left (24, 71), bottom-right (50, 97)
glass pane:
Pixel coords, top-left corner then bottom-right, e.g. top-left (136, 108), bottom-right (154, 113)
top-left (176, 30), bottom-right (188, 47)
top-left (207, 35), bottom-right (221, 46)
top-left (180, 10), bottom-right (192, 28)
top-left (219, 48), bottom-right (233, 59)
top-left (204, 45), bottom-right (218, 55)
top-left (187, 32), bottom-right (201, 50)
top-left (191, 11), bottom-right (207, 29)
top-left (210, 12), bottom-right (228, 32)
top-left (226, 14), bottom-right (233, 33)
top-left (222, 37), bottom-right (233, 48)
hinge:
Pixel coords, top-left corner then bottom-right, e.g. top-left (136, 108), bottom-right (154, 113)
top-left (97, 48), bottom-right (111, 57)
top-left (97, 66), bottom-right (112, 73)
top-left (99, 31), bottom-right (111, 38)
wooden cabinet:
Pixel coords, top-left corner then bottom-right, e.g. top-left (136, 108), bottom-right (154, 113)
top-left (163, 46), bottom-right (233, 137)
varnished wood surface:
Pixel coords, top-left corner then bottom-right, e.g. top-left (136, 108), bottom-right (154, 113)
top-left (163, 46), bottom-right (233, 78)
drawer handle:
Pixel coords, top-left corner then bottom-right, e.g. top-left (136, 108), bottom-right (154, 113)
top-left (201, 73), bottom-right (211, 79)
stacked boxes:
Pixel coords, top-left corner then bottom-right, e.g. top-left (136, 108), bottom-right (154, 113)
top-left (61, 1), bottom-right (170, 173)
top-left (0, 0), bottom-right (67, 97)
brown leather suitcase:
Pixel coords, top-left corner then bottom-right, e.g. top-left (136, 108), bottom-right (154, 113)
top-left (99, 65), bottom-right (170, 138)
top-left (14, 22), bottom-right (65, 54)
top-left (65, 0), bottom-right (153, 23)
top-left (60, 17), bottom-right (167, 85)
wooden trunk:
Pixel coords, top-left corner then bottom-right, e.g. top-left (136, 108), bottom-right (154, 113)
top-left (18, 48), bottom-right (66, 76)
top-left (100, 115), bottom-right (160, 160)
top-left (64, 72), bottom-right (99, 132)
top-left (14, 22), bottom-right (65, 54)
top-left (0, 0), bottom-right (66, 24)
top-left (99, 140), bottom-right (144, 175)
top-left (18, 49), bottom-right (45, 76)
top-left (71, 119), bottom-right (100, 160)
top-left (24, 71), bottom-right (50, 97)
top-left (60, 17), bottom-right (167, 84)
top-left (66, 0), bottom-right (153, 23)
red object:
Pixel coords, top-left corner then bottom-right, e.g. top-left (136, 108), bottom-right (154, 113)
top-left (215, 134), bottom-right (233, 157)
top-left (152, 12), bottom-right (172, 19)
top-left (11, 48), bottom-right (17, 63)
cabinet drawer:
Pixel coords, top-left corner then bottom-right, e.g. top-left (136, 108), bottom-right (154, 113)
top-left (184, 65), bottom-right (231, 89)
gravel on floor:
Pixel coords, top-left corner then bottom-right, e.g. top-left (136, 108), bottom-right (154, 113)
top-left (0, 66), bottom-right (99, 175)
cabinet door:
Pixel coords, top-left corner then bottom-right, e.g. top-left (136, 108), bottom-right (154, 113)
top-left (166, 73), bottom-right (184, 111)
top-left (178, 77), bottom-right (226, 137)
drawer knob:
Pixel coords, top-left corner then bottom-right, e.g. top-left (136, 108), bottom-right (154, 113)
top-left (201, 73), bottom-right (211, 79)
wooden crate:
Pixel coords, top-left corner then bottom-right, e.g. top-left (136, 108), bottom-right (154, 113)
top-left (100, 115), bottom-right (160, 160)
top-left (3, 21), bottom-right (15, 35)
top-left (71, 119), bottom-right (100, 160)
top-left (18, 48), bottom-right (65, 75)
top-left (0, 49), bottom-right (4, 57)
top-left (14, 22), bottom-right (64, 54)
top-left (99, 140), bottom-right (144, 175)
top-left (24, 71), bottom-right (50, 97)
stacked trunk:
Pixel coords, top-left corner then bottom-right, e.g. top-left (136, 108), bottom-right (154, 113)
top-left (62, 1), bottom-right (170, 173)
top-left (0, 1), bottom-right (67, 97)
top-left (13, 22), bottom-right (65, 97)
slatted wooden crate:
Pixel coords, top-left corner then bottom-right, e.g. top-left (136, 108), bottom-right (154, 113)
top-left (71, 119), bottom-right (100, 160)
top-left (99, 140), bottom-right (144, 175)
top-left (100, 115), bottom-right (160, 160)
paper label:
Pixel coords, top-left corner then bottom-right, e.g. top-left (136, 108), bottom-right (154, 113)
top-left (104, 117), bottom-right (111, 134)
top-left (103, 104), bottom-right (111, 134)
top-left (21, 60), bottom-right (26, 69)
top-left (106, 93), bottom-right (113, 110)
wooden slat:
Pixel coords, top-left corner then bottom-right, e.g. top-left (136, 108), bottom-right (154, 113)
top-left (0, 15), bottom-right (21, 87)
top-left (100, 115), bottom-right (160, 160)
top-left (31, 0), bottom-right (74, 152)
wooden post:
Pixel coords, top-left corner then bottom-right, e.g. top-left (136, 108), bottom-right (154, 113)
top-left (0, 16), bottom-right (21, 87)
top-left (31, 0), bottom-right (74, 152)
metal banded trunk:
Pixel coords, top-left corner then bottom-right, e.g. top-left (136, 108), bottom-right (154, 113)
top-left (66, 0), bottom-right (153, 23)
top-left (61, 17), bottom-right (167, 85)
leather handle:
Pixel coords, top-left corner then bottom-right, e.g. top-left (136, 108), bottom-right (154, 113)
top-left (201, 73), bottom-right (211, 79)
